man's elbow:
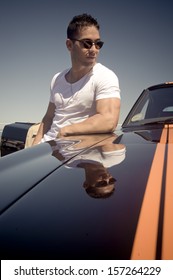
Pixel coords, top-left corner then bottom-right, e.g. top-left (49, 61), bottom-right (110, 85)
top-left (107, 122), bottom-right (117, 133)
top-left (105, 114), bottom-right (119, 132)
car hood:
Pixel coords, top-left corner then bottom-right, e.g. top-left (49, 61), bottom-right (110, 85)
top-left (0, 134), bottom-right (116, 214)
top-left (0, 126), bottom-right (172, 260)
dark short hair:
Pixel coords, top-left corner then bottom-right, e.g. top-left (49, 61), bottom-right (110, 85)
top-left (67, 13), bottom-right (100, 39)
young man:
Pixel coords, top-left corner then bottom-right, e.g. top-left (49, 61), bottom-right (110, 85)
top-left (33, 13), bottom-right (121, 144)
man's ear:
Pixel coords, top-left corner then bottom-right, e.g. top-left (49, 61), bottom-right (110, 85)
top-left (66, 39), bottom-right (73, 51)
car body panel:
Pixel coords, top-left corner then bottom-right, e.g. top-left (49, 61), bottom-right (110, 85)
top-left (0, 142), bottom-right (61, 214)
top-left (0, 128), bottom-right (167, 260)
top-left (0, 135), bottom-right (113, 214)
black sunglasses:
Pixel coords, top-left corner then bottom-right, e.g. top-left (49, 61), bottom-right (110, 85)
top-left (84, 177), bottom-right (116, 189)
top-left (71, 38), bottom-right (104, 50)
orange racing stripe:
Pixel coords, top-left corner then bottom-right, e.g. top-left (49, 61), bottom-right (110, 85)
top-left (131, 127), bottom-right (167, 259)
top-left (162, 124), bottom-right (173, 259)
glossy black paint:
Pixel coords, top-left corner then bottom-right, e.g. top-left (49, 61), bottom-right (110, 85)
top-left (0, 130), bottom-right (158, 259)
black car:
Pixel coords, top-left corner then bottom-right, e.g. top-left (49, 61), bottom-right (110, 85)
top-left (0, 82), bottom-right (173, 260)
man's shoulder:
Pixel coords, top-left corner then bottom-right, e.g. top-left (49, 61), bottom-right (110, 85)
top-left (50, 69), bottom-right (69, 90)
top-left (93, 63), bottom-right (118, 81)
top-left (52, 68), bottom-right (69, 80)
top-left (94, 63), bottom-right (116, 75)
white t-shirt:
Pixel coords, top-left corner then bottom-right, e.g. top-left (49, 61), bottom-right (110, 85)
top-left (41, 63), bottom-right (120, 142)
top-left (51, 139), bottom-right (126, 168)
top-left (66, 147), bottom-right (126, 168)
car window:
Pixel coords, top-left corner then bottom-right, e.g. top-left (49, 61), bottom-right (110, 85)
top-left (123, 86), bottom-right (173, 126)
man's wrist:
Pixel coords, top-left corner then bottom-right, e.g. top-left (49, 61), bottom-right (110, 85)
top-left (58, 127), bottom-right (68, 137)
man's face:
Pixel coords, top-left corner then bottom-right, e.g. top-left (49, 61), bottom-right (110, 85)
top-left (67, 26), bottom-right (102, 67)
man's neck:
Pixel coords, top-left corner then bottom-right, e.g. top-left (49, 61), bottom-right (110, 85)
top-left (68, 63), bottom-right (96, 83)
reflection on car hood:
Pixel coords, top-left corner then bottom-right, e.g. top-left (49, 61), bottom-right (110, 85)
top-left (0, 134), bottom-right (118, 214)
top-left (0, 126), bottom-right (173, 260)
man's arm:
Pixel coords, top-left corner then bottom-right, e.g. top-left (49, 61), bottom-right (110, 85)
top-left (59, 97), bottom-right (120, 137)
top-left (32, 102), bottom-right (55, 145)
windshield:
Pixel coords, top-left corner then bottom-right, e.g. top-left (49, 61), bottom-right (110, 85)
top-left (123, 86), bottom-right (173, 127)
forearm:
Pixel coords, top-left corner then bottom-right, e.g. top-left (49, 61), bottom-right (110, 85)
top-left (32, 118), bottom-right (52, 145)
top-left (59, 112), bottom-right (119, 137)
top-left (32, 102), bottom-right (56, 145)
top-left (32, 122), bottom-right (44, 145)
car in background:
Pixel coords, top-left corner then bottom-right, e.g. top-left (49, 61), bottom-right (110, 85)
top-left (0, 82), bottom-right (173, 260)
top-left (0, 122), bottom-right (38, 156)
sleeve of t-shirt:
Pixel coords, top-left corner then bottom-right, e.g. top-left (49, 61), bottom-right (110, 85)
top-left (95, 68), bottom-right (121, 100)
top-left (49, 73), bottom-right (60, 103)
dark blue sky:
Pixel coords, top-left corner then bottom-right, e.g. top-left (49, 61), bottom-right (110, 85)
top-left (1, 0), bottom-right (173, 124)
